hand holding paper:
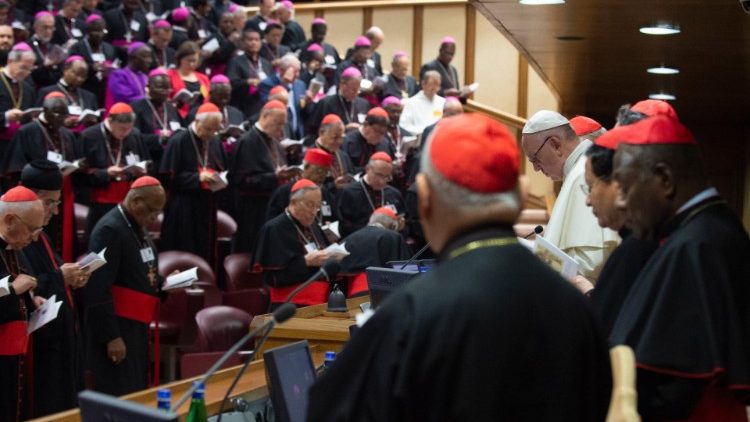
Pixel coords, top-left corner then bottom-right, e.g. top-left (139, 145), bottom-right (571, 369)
top-left (163, 267), bottom-right (199, 291)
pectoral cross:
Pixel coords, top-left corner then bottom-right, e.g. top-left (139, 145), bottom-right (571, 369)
top-left (147, 264), bottom-right (157, 287)
top-left (125, 32), bottom-right (133, 43)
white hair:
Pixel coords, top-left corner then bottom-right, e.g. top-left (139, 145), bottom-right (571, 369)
top-left (279, 53), bottom-right (300, 71)
top-left (369, 213), bottom-right (397, 230)
top-left (580, 127), bottom-right (607, 142)
top-left (366, 26), bottom-right (384, 38)
top-left (8, 49), bottom-right (35, 63)
top-left (194, 111), bottom-right (222, 124)
top-left (420, 132), bottom-right (521, 213)
top-left (289, 185), bottom-right (319, 202)
top-left (422, 70), bottom-right (441, 84)
top-left (0, 200), bottom-right (42, 219)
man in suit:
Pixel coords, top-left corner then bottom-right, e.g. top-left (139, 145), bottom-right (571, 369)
top-left (380, 51), bottom-right (418, 100)
top-left (258, 54), bottom-right (310, 140)
top-left (419, 36), bottom-right (460, 97)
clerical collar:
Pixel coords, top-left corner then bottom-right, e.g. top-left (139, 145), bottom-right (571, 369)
top-left (675, 187), bottom-right (719, 215)
top-left (38, 113), bottom-right (49, 125)
top-left (563, 139), bottom-right (592, 180)
top-left (58, 79), bottom-right (69, 87)
top-left (254, 122), bottom-right (270, 137)
top-left (438, 224), bottom-right (517, 263)
top-left (315, 140), bottom-right (333, 154)
top-left (2, 68), bottom-right (16, 83)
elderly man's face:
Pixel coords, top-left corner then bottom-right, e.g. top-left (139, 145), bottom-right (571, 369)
top-left (108, 120), bottom-right (134, 140)
top-left (0, 26), bottom-right (13, 49)
top-left (362, 122), bottom-right (387, 145)
top-left (438, 43), bottom-right (455, 63)
top-left (260, 109), bottom-right (287, 138)
top-left (219, 15), bottom-right (234, 35)
top-left (63, 60), bottom-right (88, 87)
top-left (391, 56), bottom-right (409, 79)
top-left (339, 78), bottom-right (360, 101)
top-left (34, 16), bottom-right (55, 43)
top-left (290, 188), bottom-right (321, 228)
top-left (584, 159), bottom-right (622, 231)
top-left (521, 132), bottom-right (565, 181)
top-left (422, 77), bottom-right (441, 98)
top-left (147, 75), bottom-right (171, 103)
top-left (8, 54), bottom-right (35, 81)
top-left (131, 47), bottom-right (153, 72)
top-left (612, 146), bottom-right (671, 240)
top-left (195, 115), bottom-right (222, 140)
top-left (209, 83), bottom-right (231, 107)
top-left (366, 160), bottom-right (392, 191)
top-left (320, 123), bottom-right (344, 151)
top-left (45, 100), bottom-right (70, 128)
top-left (5, 201), bottom-right (45, 249)
top-left (36, 189), bottom-right (61, 226)
top-left (152, 27), bottom-right (173, 47)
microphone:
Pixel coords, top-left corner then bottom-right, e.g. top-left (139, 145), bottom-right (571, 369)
top-left (399, 242), bottom-right (431, 270)
top-left (523, 225), bottom-right (544, 239)
top-left (170, 302), bottom-right (296, 412)
top-left (284, 258), bottom-right (341, 303)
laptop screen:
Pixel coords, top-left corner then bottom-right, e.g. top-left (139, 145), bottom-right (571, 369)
top-left (78, 390), bottom-right (178, 422)
top-left (263, 340), bottom-right (316, 422)
top-left (366, 266), bottom-right (420, 308)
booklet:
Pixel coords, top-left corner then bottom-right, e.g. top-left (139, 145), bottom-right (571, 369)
top-left (323, 242), bottom-right (349, 258)
top-left (533, 235), bottom-right (578, 281)
top-left (201, 38), bottom-right (220, 54)
top-left (207, 170), bottom-right (229, 192)
top-left (172, 89), bottom-right (200, 104)
top-left (78, 248), bottom-right (107, 272)
top-left (460, 82), bottom-right (479, 96)
top-left (22, 107), bottom-right (43, 119)
top-left (27, 294), bottom-right (63, 334)
top-left (280, 138), bottom-right (304, 149)
top-left (75, 108), bottom-right (105, 123)
top-left (58, 158), bottom-right (86, 177)
top-left (163, 267), bottom-right (198, 290)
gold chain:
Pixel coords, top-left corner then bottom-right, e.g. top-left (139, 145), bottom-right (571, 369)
top-left (448, 237), bottom-right (518, 260)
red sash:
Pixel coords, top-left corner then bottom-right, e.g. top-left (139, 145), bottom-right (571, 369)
top-left (269, 281), bottom-right (329, 306)
top-left (666, 383), bottom-right (748, 422)
top-left (111, 285), bottom-right (161, 385)
top-left (0, 321), bottom-right (28, 355)
top-left (0, 120), bottom-right (21, 141)
top-left (198, 167), bottom-right (215, 191)
top-left (347, 272), bottom-right (368, 297)
top-left (90, 180), bottom-right (131, 204)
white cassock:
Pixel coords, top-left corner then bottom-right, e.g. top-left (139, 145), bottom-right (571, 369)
top-left (544, 139), bottom-right (620, 283)
top-left (399, 91), bottom-right (445, 135)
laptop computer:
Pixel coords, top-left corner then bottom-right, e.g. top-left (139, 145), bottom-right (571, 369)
top-left (263, 340), bottom-right (316, 422)
top-left (366, 266), bottom-right (420, 309)
top-left (78, 390), bottom-right (179, 422)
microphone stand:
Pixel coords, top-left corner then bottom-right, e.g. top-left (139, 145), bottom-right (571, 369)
top-left (399, 242), bottom-right (431, 270)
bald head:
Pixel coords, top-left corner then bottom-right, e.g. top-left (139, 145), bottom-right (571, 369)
top-left (443, 98), bottom-right (463, 117)
top-left (123, 184), bottom-right (166, 228)
top-left (0, 197), bottom-right (44, 250)
top-left (365, 26), bottom-right (384, 49)
top-left (259, 107), bottom-right (287, 138)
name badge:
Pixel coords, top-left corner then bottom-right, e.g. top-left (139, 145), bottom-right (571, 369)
top-left (321, 203), bottom-right (332, 217)
top-left (169, 121), bottom-right (181, 131)
top-left (366, 59), bottom-right (375, 68)
top-left (357, 113), bottom-right (366, 124)
top-left (258, 22), bottom-right (267, 32)
top-left (325, 55), bottom-right (335, 65)
top-left (433, 109), bottom-right (443, 118)
top-left (198, 29), bottom-right (207, 39)
top-left (91, 53), bottom-right (105, 63)
top-left (130, 20), bottom-right (141, 32)
top-left (46, 150), bottom-right (63, 164)
top-left (140, 247), bottom-right (155, 263)
top-left (385, 204), bottom-right (397, 214)
top-left (146, 12), bottom-right (158, 22)
top-left (71, 28), bottom-right (83, 38)
top-left (126, 152), bottom-right (140, 166)
top-left (68, 105), bottom-right (83, 116)
top-left (304, 242), bottom-right (318, 254)
top-left (258, 71), bottom-right (268, 81)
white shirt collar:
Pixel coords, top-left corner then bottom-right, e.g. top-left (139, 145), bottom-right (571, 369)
top-left (676, 187), bottom-right (719, 215)
top-left (563, 139), bottom-right (592, 180)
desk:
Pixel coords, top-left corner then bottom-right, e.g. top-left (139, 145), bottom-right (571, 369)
top-left (249, 296), bottom-right (368, 357)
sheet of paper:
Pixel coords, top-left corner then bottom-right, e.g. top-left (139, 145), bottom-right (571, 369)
top-left (280, 139), bottom-right (304, 148)
top-left (201, 38), bottom-right (220, 53)
top-left (533, 235), bottom-right (578, 281)
top-left (323, 242), bottom-right (349, 257)
top-left (78, 248), bottom-right (107, 272)
top-left (164, 267), bottom-right (198, 290)
top-left (28, 295), bottom-right (63, 333)
top-left (322, 221), bottom-right (340, 238)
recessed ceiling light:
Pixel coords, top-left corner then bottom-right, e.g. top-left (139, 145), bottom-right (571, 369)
top-left (649, 93), bottom-right (676, 101)
top-left (647, 66), bottom-right (680, 75)
top-left (639, 24), bottom-right (680, 35)
top-left (520, 0), bottom-right (565, 5)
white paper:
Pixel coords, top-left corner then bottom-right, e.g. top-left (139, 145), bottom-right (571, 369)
top-left (130, 20), bottom-right (141, 32)
top-left (46, 150), bottom-right (63, 164)
top-left (27, 294), bottom-right (62, 333)
top-left (280, 138), bottom-right (304, 148)
top-left (76, 108), bottom-right (103, 122)
top-left (201, 38), bottom-right (220, 53)
top-left (78, 248), bottom-right (107, 272)
top-left (198, 29), bottom-right (208, 39)
top-left (323, 242), bottom-right (349, 257)
top-left (91, 53), bottom-right (105, 63)
top-left (123, 160), bottom-right (149, 174)
top-left (359, 79), bottom-right (373, 90)
top-left (71, 28), bottom-right (83, 38)
top-left (533, 235), bottom-right (578, 281)
top-left (169, 121), bottom-right (181, 131)
top-left (321, 221), bottom-right (340, 238)
top-left (58, 158), bottom-right (84, 177)
top-left (68, 105), bottom-right (83, 116)
top-left (164, 267), bottom-right (198, 290)
top-left (325, 55), bottom-right (335, 65)
top-left (207, 171), bottom-right (228, 192)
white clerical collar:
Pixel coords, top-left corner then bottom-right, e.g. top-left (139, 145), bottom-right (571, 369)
top-left (676, 187), bottom-right (719, 215)
top-left (563, 139), bottom-right (592, 180)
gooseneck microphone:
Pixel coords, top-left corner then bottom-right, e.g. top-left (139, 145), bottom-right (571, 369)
top-left (171, 302), bottom-right (297, 413)
top-left (399, 242), bottom-right (431, 270)
top-left (523, 225), bottom-right (544, 239)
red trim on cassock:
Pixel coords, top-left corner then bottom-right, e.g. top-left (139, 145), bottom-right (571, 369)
top-left (664, 382), bottom-right (748, 422)
top-left (111, 285), bottom-right (158, 324)
top-left (90, 180), bottom-right (131, 204)
top-left (269, 281), bottom-right (329, 306)
top-left (61, 176), bottom-right (75, 262)
top-left (0, 321), bottom-right (28, 355)
top-left (347, 273), bottom-right (368, 297)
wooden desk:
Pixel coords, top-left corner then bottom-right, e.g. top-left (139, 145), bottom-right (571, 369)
top-left (30, 350), bottom-right (325, 422)
top-left (249, 296), bottom-right (368, 357)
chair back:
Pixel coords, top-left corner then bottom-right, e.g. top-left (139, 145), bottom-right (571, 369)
top-left (195, 306), bottom-right (252, 352)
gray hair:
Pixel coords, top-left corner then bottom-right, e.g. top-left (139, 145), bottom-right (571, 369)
top-left (365, 26), bottom-right (383, 38)
top-left (579, 127), bottom-right (607, 143)
top-left (8, 49), bottom-right (35, 63)
top-left (369, 213), bottom-right (397, 230)
top-left (0, 199), bottom-right (42, 219)
top-left (420, 132), bottom-right (521, 213)
top-left (194, 111), bottom-right (222, 124)
top-left (278, 53), bottom-right (300, 72)
top-left (289, 185), bottom-right (320, 202)
top-left (422, 70), bottom-right (441, 84)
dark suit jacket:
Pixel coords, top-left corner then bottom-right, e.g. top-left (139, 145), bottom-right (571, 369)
top-left (345, 49), bottom-right (382, 76)
top-left (52, 14), bottom-right (87, 46)
top-left (225, 53), bottom-right (273, 118)
top-left (420, 59), bottom-right (460, 96)
top-left (380, 74), bottom-right (418, 101)
top-left (258, 73), bottom-right (310, 139)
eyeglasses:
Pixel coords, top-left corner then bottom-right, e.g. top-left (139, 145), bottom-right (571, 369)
top-left (579, 183), bottom-right (591, 196)
top-left (14, 214), bottom-right (44, 237)
top-left (529, 136), bottom-right (552, 164)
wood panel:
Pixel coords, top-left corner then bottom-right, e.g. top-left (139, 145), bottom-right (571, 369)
top-left (372, 6), bottom-right (415, 73)
top-left (422, 5), bottom-right (466, 83)
top-left (324, 9), bottom-right (364, 57)
top-left (412, 5), bottom-right (424, 76)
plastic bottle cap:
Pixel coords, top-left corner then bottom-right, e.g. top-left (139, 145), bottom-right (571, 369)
top-left (325, 351), bottom-right (336, 360)
top-left (157, 389), bottom-right (172, 398)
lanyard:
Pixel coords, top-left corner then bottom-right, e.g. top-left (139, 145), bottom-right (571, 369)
top-left (337, 95), bottom-right (354, 124)
top-left (359, 179), bottom-right (383, 211)
top-left (285, 211), bottom-right (323, 250)
top-left (56, 81), bottom-right (81, 106)
top-left (146, 98), bottom-right (167, 130)
top-left (448, 237), bottom-right (517, 260)
top-left (256, 127), bottom-right (280, 169)
top-left (117, 205), bottom-right (158, 285)
top-left (37, 120), bottom-right (62, 155)
top-left (101, 123), bottom-right (123, 166)
top-left (188, 129), bottom-right (209, 169)
top-left (0, 69), bottom-right (22, 108)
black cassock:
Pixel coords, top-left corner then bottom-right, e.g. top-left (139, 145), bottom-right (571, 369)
top-left (225, 54), bottom-right (272, 118)
top-left (0, 239), bottom-right (33, 422)
top-left (305, 94), bottom-right (370, 137)
top-left (81, 205), bottom-right (163, 396)
top-left (419, 59), bottom-right (460, 97)
top-left (131, 98), bottom-right (181, 165)
top-left (339, 225), bottom-right (410, 274)
top-left (81, 123), bottom-right (152, 236)
top-left (159, 128), bottom-right (227, 263)
top-left (610, 197), bottom-right (750, 420)
top-left (0, 120), bottom-right (82, 262)
top-left (335, 178), bottom-right (403, 238)
top-left (280, 20), bottom-right (306, 52)
top-left (23, 233), bottom-right (82, 418)
top-left (253, 211), bottom-right (330, 306)
top-left (265, 181), bottom-right (337, 224)
top-left (228, 126), bottom-right (285, 253)
top-left (68, 39), bottom-right (118, 106)
top-left (341, 130), bottom-right (396, 175)
top-left (308, 226), bottom-right (612, 421)
top-left (589, 228), bottom-right (656, 336)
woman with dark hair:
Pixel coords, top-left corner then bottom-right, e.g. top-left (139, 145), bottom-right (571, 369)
top-left (167, 41), bottom-right (210, 122)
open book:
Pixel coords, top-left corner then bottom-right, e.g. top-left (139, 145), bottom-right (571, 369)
top-left (28, 294), bottom-right (63, 334)
top-left (206, 170), bottom-right (228, 192)
top-left (75, 108), bottom-right (105, 123)
top-left (172, 89), bottom-right (200, 104)
top-left (22, 108), bottom-right (43, 119)
top-left (324, 242), bottom-right (349, 258)
top-left (59, 158), bottom-right (86, 177)
top-left (163, 267), bottom-right (198, 291)
top-left (122, 160), bottom-right (150, 174)
top-left (201, 38), bottom-right (220, 54)
top-left (280, 139), bottom-right (304, 149)
top-left (533, 235), bottom-right (578, 281)
top-left (78, 248), bottom-right (107, 272)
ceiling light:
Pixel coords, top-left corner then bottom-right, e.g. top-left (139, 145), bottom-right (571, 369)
top-left (639, 24), bottom-right (680, 35)
top-left (647, 66), bottom-right (680, 75)
top-left (649, 93), bottom-right (676, 101)
top-left (520, 0), bottom-right (565, 5)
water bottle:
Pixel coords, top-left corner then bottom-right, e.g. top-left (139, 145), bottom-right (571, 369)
top-left (185, 381), bottom-right (208, 422)
top-left (156, 388), bottom-right (171, 411)
top-left (316, 351), bottom-right (336, 377)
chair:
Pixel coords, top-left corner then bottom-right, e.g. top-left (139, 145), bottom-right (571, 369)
top-left (180, 351), bottom-right (246, 379)
top-left (194, 306), bottom-right (253, 352)
top-left (222, 288), bottom-right (269, 317)
top-left (223, 253), bottom-right (264, 291)
top-left (606, 345), bottom-right (640, 422)
top-left (216, 210), bottom-right (237, 241)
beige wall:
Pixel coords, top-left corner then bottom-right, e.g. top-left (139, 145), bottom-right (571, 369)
top-left (373, 7), bottom-right (415, 74)
top-left (422, 5), bottom-right (466, 82)
top-left (524, 65), bottom-right (559, 198)
top-left (473, 11), bottom-right (518, 116)
top-left (324, 10), bottom-right (364, 58)
top-left (295, 11), bottom-right (315, 40)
